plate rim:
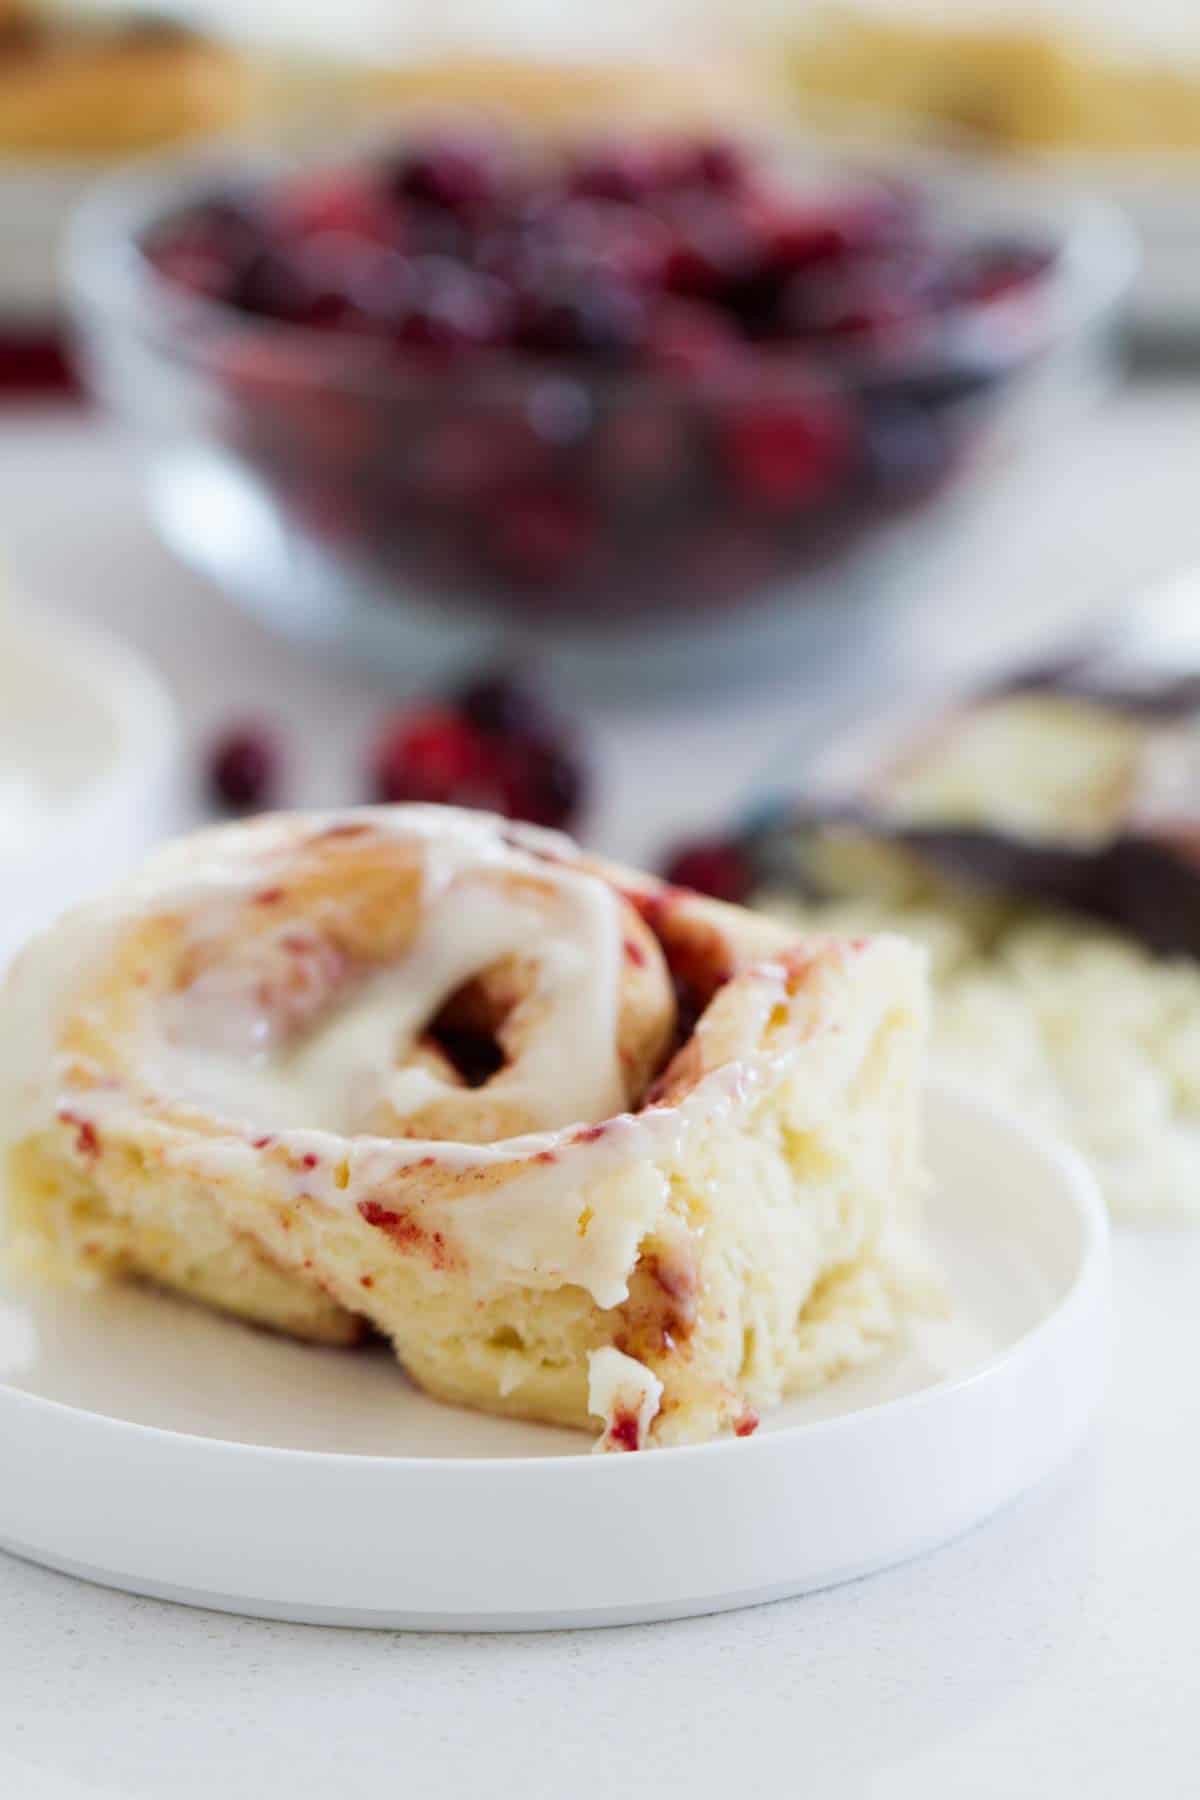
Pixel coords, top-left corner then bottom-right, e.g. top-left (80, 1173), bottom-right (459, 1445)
top-left (0, 1076), bottom-right (1109, 1475)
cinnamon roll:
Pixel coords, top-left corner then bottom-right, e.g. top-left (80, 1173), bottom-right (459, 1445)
top-left (0, 806), bottom-right (931, 1449)
top-left (0, 12), bottom-right (256, 157)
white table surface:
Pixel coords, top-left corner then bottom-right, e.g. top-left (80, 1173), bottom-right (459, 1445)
top-left (1, 386), bottom-right (1198, 1797)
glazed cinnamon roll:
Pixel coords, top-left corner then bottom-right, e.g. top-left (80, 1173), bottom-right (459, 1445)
top-left (0, 807), bottom-right (931, 1448)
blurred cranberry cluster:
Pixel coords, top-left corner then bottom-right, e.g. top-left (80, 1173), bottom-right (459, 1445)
top-left (145, 130), bottom-right (1053, 621)
top-left (208, 672), bottom-right (586, 833)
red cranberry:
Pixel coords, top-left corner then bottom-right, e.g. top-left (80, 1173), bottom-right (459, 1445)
top-left (369, 689), bottom-right (584, 829)
top-left (411, 415), bottom-right (540, 506)
top-left (144, 199), bottom-right (260, 301)
top-left (393, 257), bottom-right (510, 353)
top-left (295, 236), bottom-right (408, 331)
top-left (486, 487), bottom-right (597, 587)
top-left (544, 200), bottom-right (673, 289)
top-left (391, 135), bottom-right (505, 213)
top-left (673, 138), bottom-right (747, 193)
top-left (457, 670), bottom-right (587, 829)
top-left (594, 399), bottom-right (690, 499)
top-left (371, 706), bottom-right (493, 808)
top-left (229, 249), bottom-right (319, 324)
top-left (607, 1410), bottom-right (642, 1452)
top-left (456, 672), bottom-right (549, 740)
top-left (497, 738), bottom-right (585, 831)
top-left (283, 472), bottom-right (368, 545)
top-left (271, 170), bottom-right (398, 246)
top-left (567, 143), bottom-right (661, 203)
top-left (513, 273), bottom-right (646, 361)
top-left (723, 393), bottom-right (853, 512)
top-left (757, 181), bottom-right (914, 273)
top-left (760, 205), bottom-right (862, 273)
top-left (681, 519), bottom-right (777, 611)
top-left (779, 250), bottom-right (944, 353)
top-left (645, 299), bottom-right (743, 377)
top-left (661, 838), bottom-right (752, 905)
top-left (207, 726), bottom-right (280, 814)
top-left (147, 238), bottom-right (234, 301)
top-left (662, 198), bottom-right (760, 302)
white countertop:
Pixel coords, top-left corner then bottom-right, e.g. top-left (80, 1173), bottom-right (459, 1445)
top-left (1, 387), bottom-right (1198, 1797)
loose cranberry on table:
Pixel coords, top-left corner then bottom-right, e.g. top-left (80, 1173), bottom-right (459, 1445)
top-left (483, 486), bottom-right (598, 591)
top-left (370, 672), bottom-right (585, 832)
top-left (207, 725), bottom-right (280, 814)
top-left (661, 837), bottom-right (753, 906)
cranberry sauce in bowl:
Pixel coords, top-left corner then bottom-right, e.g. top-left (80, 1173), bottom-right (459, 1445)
top-left (67, 127), bottom-right (1133, 685)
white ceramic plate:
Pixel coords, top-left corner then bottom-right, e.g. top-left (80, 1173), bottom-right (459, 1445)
top-left (0, 1081), bottom-right (1108, 1630)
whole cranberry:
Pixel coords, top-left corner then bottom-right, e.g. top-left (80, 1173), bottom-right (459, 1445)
top-left (513, 272), bottom-right (647, 361)
top-left (144, 198), bottom-right (263, 302)
top-left (681, 519), bottom-right (777, 611)
top-left (370, 706), bottom-right (493, 808)
top-left (393, 257), bottom-right (511, 353)
top-left (271, 170), bottom-right (398, 247)
top-left (411, 415), bottom-right (541, 507)
top-left (646, 299), bottom-right (743, 378)
top-left (722, 392), bottom-right (853, 512)
top-left (757, 181), bottom-right (914, 274)
top-left (296, 236), bottom-right (408, 332)
top-left (456, 671), bottom-right (550, 740)
top-left (672, 138), bottom-right (747, 194)
top-left (229, 249), bottom-right (318, 324)
top-left (759, 205), bottom-right (860, 274)
top-left (370, 685), bottom-right (585, 830)
top-left (567, 143), bottom-right (661, 203)
top-left (207, 726), bottom-right (280, 814)
top-left (457, 669), bottom-right (585, 828)
top-left (538, 199), bottom-right (673, 290)
top-left (661, 837), bottom-right (752, 904)
top-left (147, 236), bottom-right (235, 302)
top-left (779, 249), bottom-right (944, 353)
top-left (391, 134), bottom-right (505, 213)
top-left (662, 198), bottom-right (760, 303)
top-left (486, 487), bottom-right (598, 587)
top-left (593, 399), bottom-right (691, 501)
top-left (495, 738), bottom-right (586, 831)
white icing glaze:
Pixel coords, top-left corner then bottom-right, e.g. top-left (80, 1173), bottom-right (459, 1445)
top-left (6, 805), bottom-right (623, 1133)
top-left (280, 846), bottom-right (624, 1137)
top-left (588, 1346), bottom-right (664, 1452)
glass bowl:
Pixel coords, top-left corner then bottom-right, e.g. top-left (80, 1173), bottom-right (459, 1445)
top-left (65, 133), bottom-right (1136, 694)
